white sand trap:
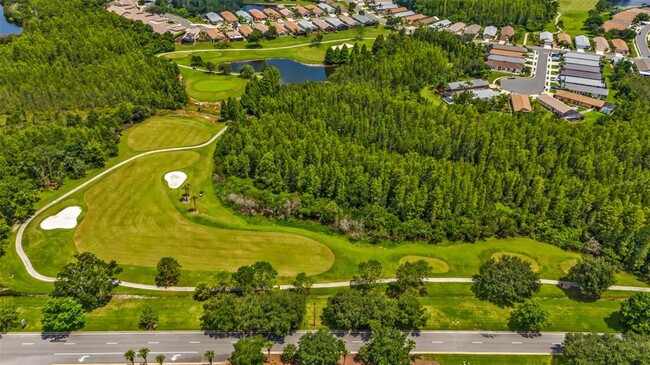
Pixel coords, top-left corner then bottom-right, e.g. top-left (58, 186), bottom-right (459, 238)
top-left (40, 206), bottom-right (82, 230)
top-left (164, 171), bottom-right (187, 189)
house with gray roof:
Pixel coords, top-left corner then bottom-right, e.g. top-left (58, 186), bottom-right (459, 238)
top-left (394, 10), bottom-right (416, 18)
top-left (204, 12), bottom-right (223, 25)
top-left (563, 58), bottom-right (601, 68)
top-left (562, 83), bottom-right (609, 98)
top-left (430, 19), bottom-right (451, 29)
top-left (352, 14), bottom-right (373, 25)
top-left (563, 52), bottom-right (601, 62)
top-left (562, 63), bottom-right (601, 74)
top-left (297, 20), bottom-right (317, 32)
top-left (560, 76), bottom-right (606, 88)
top-left (446, 79), bottom-right (490, 92)
top-left (318, 2), bottom-right (336, 14)
top-left (574, 35), bottom-right (590, 50)
top-left (487, 55), bottom-right (526, 64)
top-left (539, 31), bottom-right (553, 46)
top-left (483, 26), bottom-right (497, 40)
top-left (560, 69), bottom-right (603, 80)
top-left (472, 89), bottom-right (501, 100)
top-left (325, 17), bottom-right (348, 30)
top-left (236, 10), bottom-right (253, 22)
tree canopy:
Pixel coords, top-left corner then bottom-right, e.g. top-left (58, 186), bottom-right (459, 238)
top-left (508, 300), bottom-right (550, 333)
top-left (357, 324), bottom-right (415, 365)
top-left (562, 333), bottom-right (650, 364)
top-left (472, 255), bottom-right (541, 306)
top-left (568, 256), bottom-right (616, 299)
top-left (41, 298), bottom-right (85, 332)
top-left (155, 257), bottom-right (182, 287)
top-left (229, 335), bottom-right (266, 365)
top-left (51, 252), bottom-right (122, 311)
top-left (620, 292), bottom-right (650, 334)
top-left (297, 330), bottom-right (345, 365)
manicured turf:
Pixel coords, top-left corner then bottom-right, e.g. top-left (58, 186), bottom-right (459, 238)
top-left (399, 255), bottom-right (450, 273)
top-left (182, 69), bottom-right (247, 102)
top-left (491, 252), bottom-right (540, 272)
top-left (126, 115), bottom-right (215, 151)
top-left (421, 354), bottom-right (554, 365)
top-left (556, 0), bottom-right (598, 37)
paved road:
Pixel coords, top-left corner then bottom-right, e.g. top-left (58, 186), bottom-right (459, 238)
top-left (636, 23), bottom-right (650, 58)
top-left (500, 49), bottom-right (551, 95)
top-left (0, 330), bottom-right (566, 365)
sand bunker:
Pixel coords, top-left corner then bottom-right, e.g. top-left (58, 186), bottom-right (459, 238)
top-left (40, 206), bottom-right (82, 230)
top-left (164, 171), bottom-right (187, 189)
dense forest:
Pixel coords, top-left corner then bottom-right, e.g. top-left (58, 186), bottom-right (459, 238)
top-left (214, 30), bottom-right (650, 279)
top-left (0, 0), bottom-right (187, 255)
top-left (395, 0), bottom-right (557, 30)
top-left (0, 0), bottom-right (186, 114)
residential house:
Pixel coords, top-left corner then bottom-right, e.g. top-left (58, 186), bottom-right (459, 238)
top-left (560, 75), bottom-right (606, 88)
top-left (297, 20), bottom-right (317, 32)
top-left (575, 35), bottom-right (590, 50)
top-left (305, 4), bottom-right (324, 16)
top-left (204, 28), bottom-right (225, 42)
top-left (254, 23), bottom-right (269, 34)
top-left (593, 36), bottom-right (609, 53)
top-left (490, 43), bottom-right (527, 53)
top-left (220, 11), bottom-right (238, 23)
top-left (325, 17), bottom-right (348, 30)
top-left (635, 58), bottom-right (650, 76)
top-left (263, 8), bottom-right (281, 19)
top-left (463, 24), bottom-right (481, 37)
top-left (431, 19), bottom-right (452, 29)
top-left (238, 25), bottom-right (254, 37)
top-left (387, 7), bottom-right (409, 15)
top-left (562, 63), bottom-right (602, 74)
top-left (489, 49), bottom-right (526, 58)
top-left (486, 60), bottom-right (524, 73)
top-left (557, 32), bottom-right (571, 46)
top-left (510, 93), bottom-right (532, 113)
top-left (376, 3), bottom-right (399, 11)
top-left (352, 14), bottom-right (373, 25)
top-left (248, 8), bottom-right (267, 22)
top-left (204, 12), bottom-right (223, 25)
top-left (318, 2), bottom-right (336, 14)
top-left (225, 30), bottom-right (244, 41)
top-left (564, 58), bottom-right (601, 68)
top-left (394, 10), bottom-right (416, 18)
top-left (555, 90), bottom-right (605, 110)
top-left (560, 69), bottom-right (603, 80)
top-left (283, 21), bottom-right (306, 35)
top-left (445, 79), bottom-right (489, 93)
top-left (236, 10), bottom-right (253, 23)
top-left (539, 31), bottom-right (553, 46)
top-left (487, 54), bottom-right (526, 65)
top-left (562, 83), bottom-right (609, 99)
top-left (278, 8), bottom-right (294, 19)
top-left (472, 89), bottom-right (501, 100)
top-left (294, 5), bottom-right (310, 18)
top-left (415, 17), bottom-right (439, 26)
top-left (536, 93), bottom-right (584, 121)
top-left (403, 14), bottom-right (426, 23)
top-left (312, 18), bottom-right (334, 31)
top-left (611, 38), bottom-right (629, 55)
top-left (563, 52), bottom-right (601, 62)
top-left (446, 22), bottom-right (466, 34)
top-left (500, 25), bottom-right (515, 41)
top-left (271, 22), bottom-right (289, 36)
top-left (602, 19), bottom-right (630, 32)
top-left (483, 26), bottom-right (498, 40)
top-left (338, 15), bottom-right (359, 27)
top-left (181, 28), bottom-right (201, 44)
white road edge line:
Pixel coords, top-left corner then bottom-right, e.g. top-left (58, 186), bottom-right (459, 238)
top-left (471, 341), bottom-right (483, 344)
top-left (106, 342), bottom-right (118, 345)
top-left (431, 341), bottom-right (444, 344)
top-left (189, 341), bottom-right (201, 344)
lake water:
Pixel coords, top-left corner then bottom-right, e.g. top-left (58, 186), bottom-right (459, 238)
top-left (0, 5), bottom-right (22, 36)
top-left (229, 59), bottom-right (336, 84)
top-left (609, 0), bottom-right (649, 7)
top-left (242, 4), bottom-right (268, 12)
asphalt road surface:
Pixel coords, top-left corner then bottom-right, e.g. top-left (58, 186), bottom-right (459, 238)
top-left (500, 49), bottom-right (551, 95)
top-left (0, 330), bottom-right (565, 365)
top-left (637, 23), bottom-right (650, 58)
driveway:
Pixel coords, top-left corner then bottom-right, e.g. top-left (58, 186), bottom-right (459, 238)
top-left (500, 48), bottom-right (551, 95)
top-left (637, 23), bottom-right (650, 58)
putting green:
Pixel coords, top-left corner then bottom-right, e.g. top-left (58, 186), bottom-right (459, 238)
top-left (398, 255), bottom-right (449, 273)
top-left (491, 252), bottom-right (540, 272)
top-left (126, 115), bottom-right (215, 152)
top-left (182, 68), bottom-right (247, 102)
top-left (74, 150), bottom-right (334, 276)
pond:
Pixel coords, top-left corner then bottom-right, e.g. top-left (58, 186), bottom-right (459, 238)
top-left (229, 58), bottom-right (337, 84)
top-left (0, 5), bottom-right (22, 36)
top-left (609, 0), bottom-right (649, 7)
top-left (242, 4), bottom-right (268, 12)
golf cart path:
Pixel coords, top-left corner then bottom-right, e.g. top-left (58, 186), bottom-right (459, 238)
top-left (14, 127), bottom-right (650, 293)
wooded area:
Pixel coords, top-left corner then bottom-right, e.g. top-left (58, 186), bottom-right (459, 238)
top-left (396, 0), bottom-right (556, 30)
top-left (215, 31), bottom-right (650, 279)
top-left (0, 0), bottom-right (187, 255)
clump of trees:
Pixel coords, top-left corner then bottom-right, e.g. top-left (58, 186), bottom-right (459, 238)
top-left (562, 333), bottom-right (650, 364)
top-left (620, 292), bottom-right (650, 334)
top-left (568, 256), bottom-right (615, 299)
top-left (472, 255), bottom-right (540, 307)
top-left (41, 298), bottom-right (86, 332)
top-left (509, 300), bottom-right (550, 333)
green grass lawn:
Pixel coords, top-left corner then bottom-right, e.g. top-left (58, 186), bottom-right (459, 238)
top-left (421, 354), bottom-right (554, 365)
top-left (182, 69), bottom-right (248, 102)
top-left (126, 115), bottom-right (216, 151)
top-left (555, 0), bottom-right (598, 37)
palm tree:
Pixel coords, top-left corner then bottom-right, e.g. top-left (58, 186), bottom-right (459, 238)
top-left (138, 347), bottom-right (150, 364)
top-left (182, 183), bottom-right (191, 202)
top-left (264, 340), bottom-right (274, 363)
top-left (124, 349), bottom-right (135, 365)
top-left (204, 350), bottom-right (215, 365)
top-left (155, 354), bottom-right (165, 365)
